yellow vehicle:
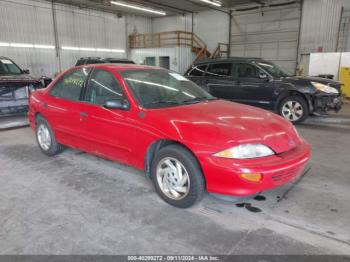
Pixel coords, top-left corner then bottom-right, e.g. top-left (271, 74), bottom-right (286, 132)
top-left (339, 67), bottom-right (350, 98)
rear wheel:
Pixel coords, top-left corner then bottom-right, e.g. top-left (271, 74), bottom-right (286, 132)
top-left (36, 116), bottom-right (64, 156)
top-left (278, 96), bottom-right (309, 124)
top-left (151, 144), bottom-right (205, 208)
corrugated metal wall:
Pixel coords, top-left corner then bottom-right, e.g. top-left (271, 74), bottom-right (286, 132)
top-left (148, 1), bottom-right (350, 73)
top-left (4, 0), bottom-right (350, 78)
top-left (338, 8), bottom-right (350, 52)
top-left (152, 11), bottom-right (229, 53)
top-left (194, 10), bottom-right (229, 52)
top-left (0, 0), bottom-right (152, 78)
top-left (230, 3), bottom-right (301, 73)
top-left (55, 3), bottom-right (127, 71)
top-left (299, 0), bottom-right (350, 54)
top-left (0, 0), bottom-right (57, 77)
top-left (126, 14), bottom-right (153, 36)
top-left (152, 15), bottom-right (192, 33)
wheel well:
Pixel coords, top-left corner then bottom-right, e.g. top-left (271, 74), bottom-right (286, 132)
top-left (276, 91), bottom-right (311, 111)
top-left (144, 139), bottom-right (197, 179)
top-left (34, 112), bottom-right (44, 124)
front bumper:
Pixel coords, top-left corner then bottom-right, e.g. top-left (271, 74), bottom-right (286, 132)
top-left (198, 140), bottom-right (311, 196)
top-left (313, 94), bottom-right (342, 113)
top-left (0, 86), bottom-right (31, 116)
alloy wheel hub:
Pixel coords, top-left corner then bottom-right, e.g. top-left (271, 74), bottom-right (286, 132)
top-left (282, 101), bottom-right (303, 121)
top-left (37, 124), bottom-right (51, 150)
top-left (156, 157), bottom-right (190, 200)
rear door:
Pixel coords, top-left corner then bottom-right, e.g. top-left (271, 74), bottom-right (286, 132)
top-left (44, 67), bottom-right (91, 147)
top-left (204, 62), bottom-right (241, 100)
top-left (234, 63), bottom-right (275, 109)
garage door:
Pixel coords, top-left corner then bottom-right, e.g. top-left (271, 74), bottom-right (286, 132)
top-left (230, 3), bottom-right (301, 73)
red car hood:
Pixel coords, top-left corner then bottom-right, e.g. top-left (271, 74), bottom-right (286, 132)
top-left (147, 100), bottom-right (301, 154)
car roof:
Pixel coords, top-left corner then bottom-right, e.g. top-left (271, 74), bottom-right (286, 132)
top-left (75, 63), bottom-right (163, 71)
top-left (105, 58), bottom-right (132, 61)
top-left (194, 57), bottom-right (266, 65)
top-left (77, 57), bottom-right (133, 61)
top-left (77, 57), bottom-right (101, 60)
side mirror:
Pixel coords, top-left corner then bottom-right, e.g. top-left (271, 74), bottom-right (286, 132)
top-left (259, 72), bottom-right (268, 79)
top-left (259, 72), bottom-right (272, 81)
top-left (104, 99), bottom-right (129, 110)
top-left (23, 69), bottom-right (30, 74)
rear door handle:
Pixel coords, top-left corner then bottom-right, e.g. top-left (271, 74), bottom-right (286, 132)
top-left (80, 112), bottom-right (88, 117)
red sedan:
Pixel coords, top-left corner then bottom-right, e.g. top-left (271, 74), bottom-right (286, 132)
top-left (28, 64), bottom-right (311, 208)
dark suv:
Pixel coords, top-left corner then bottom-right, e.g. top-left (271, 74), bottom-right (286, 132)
top-left (0, 57), bottom-right (51, 116)
top-left (75, 57), bottom-right (135, 66)
top-left (185, 58), bottom-right (343, 123)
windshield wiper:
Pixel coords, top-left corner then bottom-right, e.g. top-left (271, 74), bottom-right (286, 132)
top-left (143, 100), bottom-right (180, 108)
top-left (182, 97), bottom-right (215, 104)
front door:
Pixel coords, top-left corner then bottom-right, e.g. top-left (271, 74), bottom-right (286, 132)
top-left (204, 62), bottom-right (241, 100)
top-left (234, 63), bottom-right (274, 109)
top-left (79, 68), bottom-right (134, 165)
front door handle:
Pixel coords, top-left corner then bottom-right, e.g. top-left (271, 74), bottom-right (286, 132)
top-left (80, 112), bottom-right (88, 117)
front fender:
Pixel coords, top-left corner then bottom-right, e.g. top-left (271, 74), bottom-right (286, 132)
top-left (274, 83), bottom-right (314, 112)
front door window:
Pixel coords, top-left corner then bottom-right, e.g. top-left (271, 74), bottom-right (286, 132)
top-left (85, 69), bottom-right (125, 106)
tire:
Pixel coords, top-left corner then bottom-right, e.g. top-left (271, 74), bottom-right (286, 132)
top-left (278, 95), bottom-right (309, 124)
top-left (35, 116), bottom-right (64, 156)
top-left (150, 144), bottom-right (205, 208)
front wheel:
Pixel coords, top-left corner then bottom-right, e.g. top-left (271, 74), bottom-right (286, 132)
top-left (150, 145), bottom-right (205, 208)
top-left (278, 96), bottom-right (309, 124)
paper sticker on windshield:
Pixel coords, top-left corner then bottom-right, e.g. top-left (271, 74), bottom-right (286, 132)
top-left (169, 73), bottom-right (189, 81)
top-left (1, 59), bottom-right (13, 64)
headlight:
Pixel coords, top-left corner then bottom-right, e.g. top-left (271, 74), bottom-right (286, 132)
top-left (213, 144), bottom-right (275, 159)
top-left (311, 82), bottom-right (339, 94)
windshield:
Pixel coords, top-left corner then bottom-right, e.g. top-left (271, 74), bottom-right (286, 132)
top-left (0, 59), bottom-right (23, 75)
top-left (256, 61), bottom-right (292, 78)
top-left (120, 69), bottom-right (215, 108)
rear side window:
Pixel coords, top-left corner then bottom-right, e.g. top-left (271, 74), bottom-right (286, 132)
top-left (85, 69), bottom-right (124, 106)
top-left (206, 63), bottom-right (232, 77)
top-left (50, 68), bottom-right (90, 101)
top-left (188, 65), bottom-right (207, 76)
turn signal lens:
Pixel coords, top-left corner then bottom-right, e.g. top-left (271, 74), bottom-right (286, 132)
top-left (240, 173), bottom-right (262, 183)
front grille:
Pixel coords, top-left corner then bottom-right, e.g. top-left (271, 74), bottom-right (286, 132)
top-left (271, 166), bottom-right (303, 185)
